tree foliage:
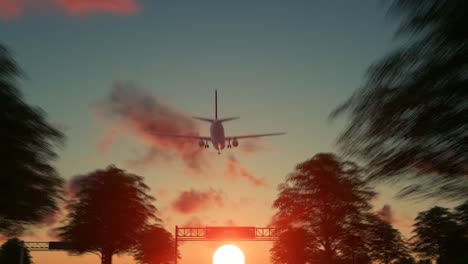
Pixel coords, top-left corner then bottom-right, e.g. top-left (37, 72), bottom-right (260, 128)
top-left (57, 166), bottom-right (159, 264)
top-left (0, 44), bottom-right (65, 235)
top-left (133, 225), bottom-right (177, 264)
top-left (0, 238), bottom-right (33, 264)
top-left (270, 227), bottom-right (312, 264)
top-left (271, 153), bottom-right (376, 264)
top-left (367, 216), bottom-right (411, 264)
top-left (411, 206), bottom-right (468, 264)
top-left (330, 0), bottom-right (468, 200)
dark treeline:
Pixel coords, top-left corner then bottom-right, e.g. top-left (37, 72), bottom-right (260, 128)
top-left (269, 153), bottom-right (468, 264)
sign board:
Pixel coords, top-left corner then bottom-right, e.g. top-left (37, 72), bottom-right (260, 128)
top-left (48, 242), bottom-right (73, 250)
top-left (205, 226), bottom-right (255, 240)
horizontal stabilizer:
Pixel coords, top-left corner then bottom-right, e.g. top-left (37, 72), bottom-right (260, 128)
top-left (218, 117), bottom-right (240, 123)
top-left (192, 116), bottom-right (215, 122)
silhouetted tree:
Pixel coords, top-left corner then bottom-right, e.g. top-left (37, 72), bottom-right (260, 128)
top-left (57, 166), bottom-right (158, 264)
top-left (272, 153), bottom-right (376, 264)
top-left (367, 216), bottom-right (411, 264)
top-left (0, 238), bottom-right (32, 264)
top-left (411, 206), bottom-right (463, 264)
top-left (454, 200), bottom-right (468, 233)
top-left (330, 0), bottom-right (468, 200)
top-left (133, 225), bottom-right (177, 264)
top-left (0, 44), bottom-right (65, 235)
top-left (270, 227), bottom-right (312, 264)
top-left (394, 256), bottom-right (416, 264)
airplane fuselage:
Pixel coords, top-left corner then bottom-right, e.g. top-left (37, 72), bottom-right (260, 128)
top-left (210, 121), bottom-right (225, 151)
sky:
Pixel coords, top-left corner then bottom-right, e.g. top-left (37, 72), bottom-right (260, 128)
top-left (0, 0), bottom-right (461, 263)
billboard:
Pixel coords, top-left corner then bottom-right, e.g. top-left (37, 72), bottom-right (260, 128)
top-left (205, 226), bottom-right (255, 239)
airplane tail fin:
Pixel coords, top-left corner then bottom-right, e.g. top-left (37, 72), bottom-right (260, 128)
top-left (215, 89), bottom-right (218, 120)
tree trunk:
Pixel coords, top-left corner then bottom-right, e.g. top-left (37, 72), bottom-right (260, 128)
top-left (323, 243), bottom-right (334, 264)
top-left (101, 250), bottom-right (113, 264)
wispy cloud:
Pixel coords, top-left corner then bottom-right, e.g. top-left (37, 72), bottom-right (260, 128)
top-left (56, 0), bottom-right (139, 16)
top-left (96, 82), bottom-right (211, 174)
top-left (377, 204), bottom-right (413, 229)
top-left (182, 216), bottom-right (204, 227)
top-left (0, 0), bottom-right (21, 20)
top-left (171, 188), bottom-right (225, 214)
top-left (377, 204), bottom-right (394, 224)
top-left (224, 155), bottom-right (267, 187)
top-left (0, 0), bottom-right (140, 20)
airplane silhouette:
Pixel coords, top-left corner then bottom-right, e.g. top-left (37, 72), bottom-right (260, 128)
top-left (154, 90), bottom-right (285, 154)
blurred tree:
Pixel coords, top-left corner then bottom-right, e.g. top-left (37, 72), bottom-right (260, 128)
top-left (0, 238), bottom-right (32, 264)
top-left (394, 256), bottom-right (416, 264)
top-left (57, 166), bottom-right (158, 264)
top-left (133, 225), bottom-right (177, 264)
top-left (454, 200), bottom-right (468, 232)
top-left (270, 227), bottom-right (311, 264)
top-left (411, 206), bottom-right (464, 264)
top-left (271, 153), bottom-right (376, 264)
top-left (0, 44), bottom-right (65, 235)
top-left (367, 216), bottom-right (411, 264)
top-left (330, 0), bottom-right (468, 200)
top-left (415, 260), bottom-right (430, 264)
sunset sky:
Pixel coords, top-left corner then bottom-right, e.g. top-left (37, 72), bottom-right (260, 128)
top-left (0, 0), bottom-right (460, 263)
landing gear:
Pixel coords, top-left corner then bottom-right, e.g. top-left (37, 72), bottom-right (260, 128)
top-left (204, 140), bottom-right (209, 148)
top-left (227, 139), bottom-right (232, 149)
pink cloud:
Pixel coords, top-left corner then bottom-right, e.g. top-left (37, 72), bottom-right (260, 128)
top-left (0, 0), bottom-right (21, 20)
top-left (97, 125), bottom-right (125, 154)
top-left (182, 216), bottom-right (204, 227)
top-left (55, 0), bottom-right (139, 16)
top-left (171, 188), bottom-right (225, 214)
top-left (377, 204), bottom-right (394, 224)
top-left (224, 155), bottom-right (267, 187)
top-left (96, 82), bottom-right (212, 174)
top-left (66, 174), bottom-right (90, 197)
top-left (377, 204), bottom-right (414, 229)
top-left (0, 0), bottom-right (140, 20)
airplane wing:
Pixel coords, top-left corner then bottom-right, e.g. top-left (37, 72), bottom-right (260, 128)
top-left (226, 132), bottom-right (286, 140)
top-left (153, 133), bottom-right (211, 140)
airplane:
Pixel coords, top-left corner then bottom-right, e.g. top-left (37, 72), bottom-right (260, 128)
top-left (154, 90), bottom-right (286, 154)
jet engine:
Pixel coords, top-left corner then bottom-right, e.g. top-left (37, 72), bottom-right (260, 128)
top-left (232, 139), bottom-right (239, 147)
top-left (199, 139), bottom-right (205, 147)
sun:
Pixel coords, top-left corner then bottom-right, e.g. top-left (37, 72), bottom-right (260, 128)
top-left (213, 244), bottom-right (245, 264)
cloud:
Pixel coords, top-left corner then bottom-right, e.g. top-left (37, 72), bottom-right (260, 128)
top-left (182, 216), bottom-right (204, 227)
top-left (0, 0), bottom-right (21, 20)
top-left (0, 0), bottom-right (140, 20)
top-left (97, 126), bottom-right (125, 154)
top-left (46, 227), bottom-right (61, 240)
top-left (56, 0), bottom-right (139, 16)
top-left (238, 138), bottom-right (267, 154)
top-left (171, 188), bottom-right (225, 214)
top-left (376, 204), bottom-right (413, 229)
top-left (66, 174), bottom-right (90, 197)
top-left (224, 155), bottom-right (267, 187)
top-left (377, 204), bottom-right (394, 224)
top-left (96, 82), bottom-right (211, 174)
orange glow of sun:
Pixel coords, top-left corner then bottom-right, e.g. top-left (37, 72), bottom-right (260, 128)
top-left (213, 244), bottom-right (245, 264)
